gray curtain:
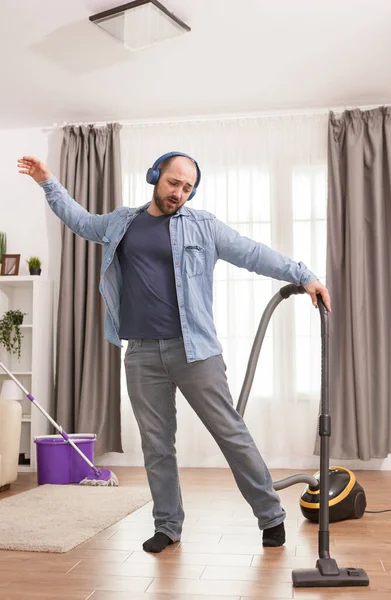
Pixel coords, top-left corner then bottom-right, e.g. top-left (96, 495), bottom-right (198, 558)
top-left (326, 107), bottom-right (391, 459)
top-left (55, 123), bottom-right (123, 455)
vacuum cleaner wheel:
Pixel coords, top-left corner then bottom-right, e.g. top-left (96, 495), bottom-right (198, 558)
top-left (352, 489), bottom-right (367, 519)
top-left (299, 467), bottom-right (367, 523)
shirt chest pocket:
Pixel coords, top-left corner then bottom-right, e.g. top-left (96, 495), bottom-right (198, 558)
top-left (184, 245), bottom-right (205, 277)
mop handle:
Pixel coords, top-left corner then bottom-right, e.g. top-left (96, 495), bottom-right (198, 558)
top-left (0, 361), bottom-right (99, 474)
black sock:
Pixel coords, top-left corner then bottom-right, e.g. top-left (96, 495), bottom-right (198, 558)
top-left (262, 522), bottom-right (286, 547)
top-left (142, 532), bottom-right (174, 553)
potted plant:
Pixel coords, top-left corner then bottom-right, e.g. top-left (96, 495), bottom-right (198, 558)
top-left (26, 256), bottom-right (42, 276)
top-left (0, 232), bottom-right (6, 272)
top-left (0, 309), bottom-right (26, 360)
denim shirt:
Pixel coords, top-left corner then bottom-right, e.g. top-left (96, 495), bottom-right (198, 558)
top-left (40, 175), bottom-right (317, 362)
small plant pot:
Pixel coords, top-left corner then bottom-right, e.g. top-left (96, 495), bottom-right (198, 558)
top-left (29, 268), bottom-right (41, 276)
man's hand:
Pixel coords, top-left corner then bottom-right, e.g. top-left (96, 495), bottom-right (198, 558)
top-left (304, 280), bottom-right (331, 312)
top-left (17, 156), bottom-right (51, 183)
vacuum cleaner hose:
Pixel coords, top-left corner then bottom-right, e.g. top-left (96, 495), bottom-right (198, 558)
top-left (235, 283), bottom-right (319, 491)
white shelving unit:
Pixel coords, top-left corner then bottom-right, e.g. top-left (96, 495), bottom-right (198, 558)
top-left (0, 276), bottom-right (54, 472)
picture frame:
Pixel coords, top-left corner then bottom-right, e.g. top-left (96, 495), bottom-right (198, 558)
top-left (0, 254), bottom-right (20, 276)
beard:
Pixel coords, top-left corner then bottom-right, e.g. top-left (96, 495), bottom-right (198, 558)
top-left (153, 186), bottom-right (181, 215)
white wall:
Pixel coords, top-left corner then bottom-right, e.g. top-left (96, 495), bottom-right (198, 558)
top-left (0, 127), bottom-right (62, 283)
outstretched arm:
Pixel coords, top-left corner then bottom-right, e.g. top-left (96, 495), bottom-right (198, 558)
top-left (213, 218), bottom-right (331, 311)
top-left (18, 156), bottom-right (111, 243)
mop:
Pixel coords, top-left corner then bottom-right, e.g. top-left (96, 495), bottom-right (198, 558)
top-left (0, 361), bottom-right (118, 486)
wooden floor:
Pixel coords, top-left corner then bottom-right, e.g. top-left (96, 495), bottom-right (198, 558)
top-left (0, 467), bottom-right (390, 599)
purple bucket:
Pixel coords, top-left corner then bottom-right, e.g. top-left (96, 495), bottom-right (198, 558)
top-left (34, 434), bottom-right (96, 485)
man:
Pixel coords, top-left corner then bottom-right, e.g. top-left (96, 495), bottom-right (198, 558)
top-left (18, 152), bottom-right (331, 554)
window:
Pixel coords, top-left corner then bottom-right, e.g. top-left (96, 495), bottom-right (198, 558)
top-left (293, 167), bottom-right (327, 396)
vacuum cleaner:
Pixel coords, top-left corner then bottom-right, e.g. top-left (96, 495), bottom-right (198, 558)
top-left (236, 283), bottom-right (369, 587)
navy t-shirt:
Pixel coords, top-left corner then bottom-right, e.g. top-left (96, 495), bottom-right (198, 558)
top-left (117, 209), bottom-right (182, 339)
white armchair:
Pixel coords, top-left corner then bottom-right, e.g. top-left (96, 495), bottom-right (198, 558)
top-left (0, 398), bottom-right (22, 491)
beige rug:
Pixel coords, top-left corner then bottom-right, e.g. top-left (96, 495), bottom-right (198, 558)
top-left (0, 484), bottom-right (151, 553)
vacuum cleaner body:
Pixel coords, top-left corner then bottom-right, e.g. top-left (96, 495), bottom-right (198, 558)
top-left (300, 466), bottom-right (366, 523)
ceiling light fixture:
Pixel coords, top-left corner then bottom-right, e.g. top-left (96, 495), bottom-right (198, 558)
top-left (89, 0), bottom-right (191, 51)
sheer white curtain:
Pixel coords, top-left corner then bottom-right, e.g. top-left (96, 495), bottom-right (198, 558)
top-left (118, 114), bottom-right (328, 469)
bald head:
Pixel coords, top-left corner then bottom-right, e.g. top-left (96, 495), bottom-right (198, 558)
top-left (159, 155), bottom-right (198, 185)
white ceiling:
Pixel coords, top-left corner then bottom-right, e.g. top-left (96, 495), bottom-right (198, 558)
top-left (1, 0), bottom-right (391, 128)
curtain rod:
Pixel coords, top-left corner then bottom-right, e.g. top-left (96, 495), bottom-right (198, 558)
top-left (42, 103), bottom-right (389, 131)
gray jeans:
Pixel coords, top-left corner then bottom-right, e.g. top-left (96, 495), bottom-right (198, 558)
top-left (124, 337), bottom-right (285, 542)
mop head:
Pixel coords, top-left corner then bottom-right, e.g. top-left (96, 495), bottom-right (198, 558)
top-left (79, 468), bottom-right (119, 487)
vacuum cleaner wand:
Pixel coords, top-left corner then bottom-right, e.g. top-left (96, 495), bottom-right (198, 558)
top-left (291, 293), bottom-right (369, 587)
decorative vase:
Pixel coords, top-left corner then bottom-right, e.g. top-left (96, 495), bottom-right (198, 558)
top-left (0, 379), bottom-right (24, 402)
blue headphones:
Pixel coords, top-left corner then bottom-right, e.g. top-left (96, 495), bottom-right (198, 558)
top-left (146, 151), bottom-right (201, 200)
